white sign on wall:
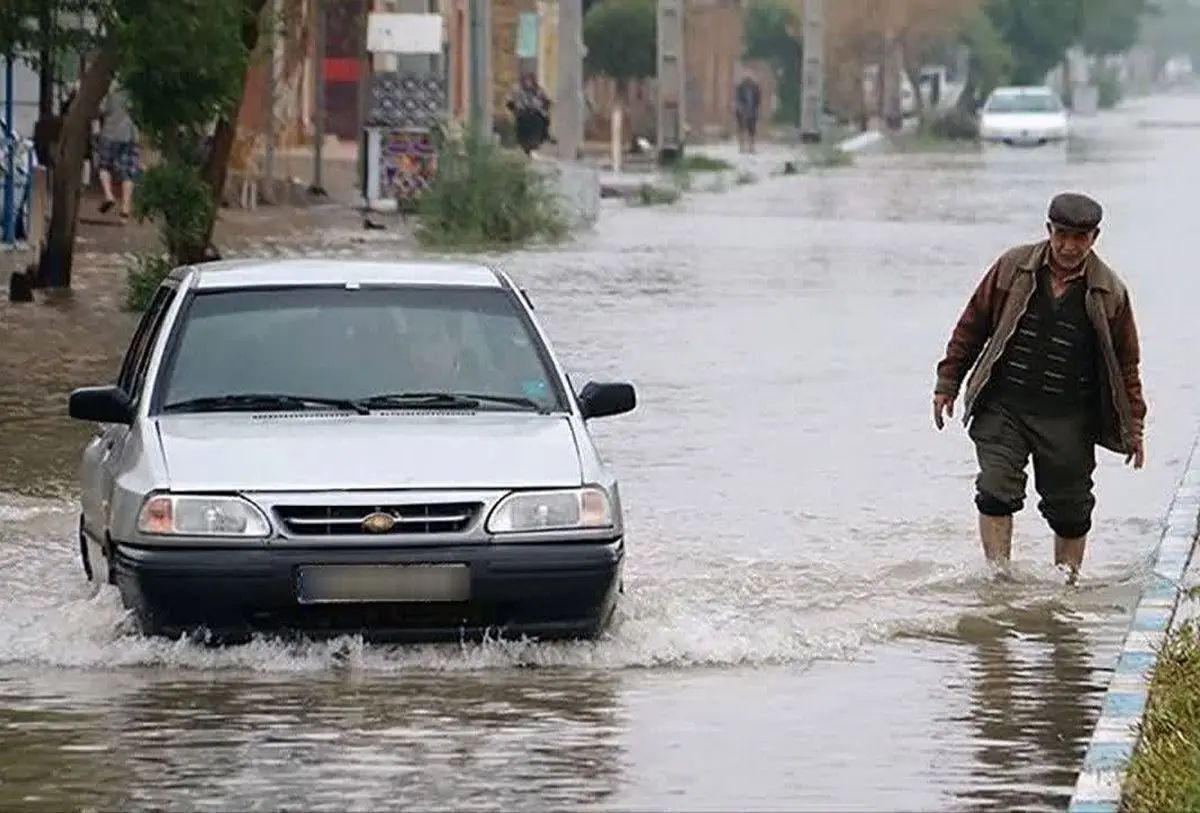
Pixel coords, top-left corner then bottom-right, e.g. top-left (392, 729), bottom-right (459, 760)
top-left (367, 13), bottom-right (443, 55)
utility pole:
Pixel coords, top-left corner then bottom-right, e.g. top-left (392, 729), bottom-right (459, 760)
top-left (263, 0), bottom-right (278, 203)
top-left (799, 0), bottom-right (824, 143)
top-left (656, 0), bottom-right (685, 162)
top-left (311, 0), bottom-right (328, 196)
top-left (554, 0), bottom-right (584, 160)
top-left (468, 0), bottom-right (492, 141)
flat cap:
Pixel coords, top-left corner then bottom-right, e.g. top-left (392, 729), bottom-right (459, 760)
top-left (1048, 192), bottom-right (1103, 232)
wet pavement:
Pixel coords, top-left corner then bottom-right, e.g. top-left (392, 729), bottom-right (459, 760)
top-left (3, 93), bottom-right (1200, 811)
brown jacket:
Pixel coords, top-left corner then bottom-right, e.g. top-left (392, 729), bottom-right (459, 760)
top-left (935, 241), bottom-right (1146, 454)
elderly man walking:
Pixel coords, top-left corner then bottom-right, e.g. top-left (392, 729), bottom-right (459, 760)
top-left (933, 193), bottom-right (1147, 583)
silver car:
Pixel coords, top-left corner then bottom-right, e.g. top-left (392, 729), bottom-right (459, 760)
top-left (69, 259), bottom-right (636, 643)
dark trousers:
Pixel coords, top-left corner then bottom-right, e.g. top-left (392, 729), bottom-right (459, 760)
top-left (969, 400), bottom-right (1098, 538)
top-left (515, 109), bottom-right (549, 154)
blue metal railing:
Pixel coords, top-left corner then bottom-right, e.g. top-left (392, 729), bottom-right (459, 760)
top-left (3, 53), bottom-right (15, 245)
top-left (0, 120), bottom-right (34, 245)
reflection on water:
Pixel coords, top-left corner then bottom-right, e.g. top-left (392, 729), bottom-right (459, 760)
top-left (950, 598), bottom-right (1110, 812)
top-left (0, 667), bottom-right (623, 811)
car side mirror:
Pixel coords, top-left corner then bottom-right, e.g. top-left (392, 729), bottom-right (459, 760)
top-left (69, 386), bottom-right (133, 425)
top-left (578, 381), bottom-right (636, 420)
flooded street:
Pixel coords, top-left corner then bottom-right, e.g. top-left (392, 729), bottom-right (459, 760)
top-left (3, 94), bottom-right (1200, 811)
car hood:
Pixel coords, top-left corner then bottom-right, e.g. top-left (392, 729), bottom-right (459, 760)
top-left (980, 111), bottom-right (1066, 129)
top-left (154, 413), bottom-right (583, 491)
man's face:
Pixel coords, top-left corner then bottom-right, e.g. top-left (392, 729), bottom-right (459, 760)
top-left (1047, 224), bottom-right (1098, 270)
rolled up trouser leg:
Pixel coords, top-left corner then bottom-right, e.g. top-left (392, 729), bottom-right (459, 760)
top-left (970, 402), bottom-right (1031, 517)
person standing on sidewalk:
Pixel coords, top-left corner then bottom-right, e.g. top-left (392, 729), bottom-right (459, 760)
top-left (932, 193), bottom-right (1147, 583)
top-left (96, 83), bottom-right (140, 221)
top-left (734, 70), bottom-right (761, 154)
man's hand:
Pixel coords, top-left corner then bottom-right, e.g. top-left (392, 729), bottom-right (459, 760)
top-left (933, 394), bottom-right (956, 430)
top-left (1126, 437), bottom-right (1146, 470)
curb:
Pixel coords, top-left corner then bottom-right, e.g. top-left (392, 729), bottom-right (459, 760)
top-left (1068, 434), bottom-right (1200, 813)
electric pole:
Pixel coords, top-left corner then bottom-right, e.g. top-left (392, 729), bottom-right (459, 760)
top-left (656, 0), bottom-right (685, 162)
top-left (799, 0), bottom-right (824, 143)
top-left (555, 0), bottom-right (584, 160)
top-left (311, 0), bottom-right (328, 196)
top-left (468, 0), bottom-right (492, 141)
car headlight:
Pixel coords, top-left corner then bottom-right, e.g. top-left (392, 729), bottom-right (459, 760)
top-left (487, 487), bottom-right (613, 534)
top-left (137, 494), bottom-right (271, 537)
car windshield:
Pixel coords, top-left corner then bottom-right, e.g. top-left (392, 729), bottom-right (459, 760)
top-left (155, 285), bottom-right (565, 412)
top-left (985, 92), bottom-right (1062, 113)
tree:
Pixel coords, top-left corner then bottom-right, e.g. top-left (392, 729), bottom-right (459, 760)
top-left (951, 0), bottom-right (1152, 112)
top-left (583, 0), bottom-right (656, 98)
top-left (583, 0), bottom-right (655, 149)
top-left (2, 0), bottom-right (118, 289)
top-left (985, 0), bottom-right (1084, 85)
top-left (1078, 0), bottom-right (1152, 57)
top-left (1140, 0), bottom-right (1200, 78)
top-left (743, 0), bottom-right (802, 126)
top-left (826, 0), bottom-right (977, 125)
top-left (955, 7), bottom-right (1012, 113)
top-left (116, 0), bottom-right (261, 265)
top-left (885, 0), bottom-right (977, 117)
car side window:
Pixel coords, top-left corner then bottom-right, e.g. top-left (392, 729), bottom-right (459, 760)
top-left (117, 285), bottom-right (176, 403)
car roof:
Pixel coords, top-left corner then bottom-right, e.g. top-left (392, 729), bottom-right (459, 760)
top-left (174, 259), bottom-right (505, 290)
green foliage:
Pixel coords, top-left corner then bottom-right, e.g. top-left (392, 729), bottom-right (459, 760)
top-left (115, 0), bottom-right (248, 145)
top-left (115, 0), bottom-right (255, 264)
top-left (0, 0), bottom-right (108, 68)
top-left (743, 0), bottom-right (801, 125)
top-left (124, 252), bottom-right (173, 312)
top-left (924, 108), bottom-right (980, 140)
top-left (583, 0), bottom-right (656, 92)
top-left (1078, 0), bottom-right (1152, 56)
top-left (984, 0), bottom-right (1083, 85)
top-left (1095, 64), bottom-right (1124, 109)
top-left (417, 131), bottom-right (567, 249)
top-left (809, 144), bottom-right (853, 168)
top-left (134, 161), bottom-right (216, 261)
top-left (631, 183), bottom-right (680, 206)
top-left (1123, 621), bottom-right (1200, 813)
top-left (679, 153), bottom-right (734, 172)
top-left (962, 8), bottom-right (1014, 102)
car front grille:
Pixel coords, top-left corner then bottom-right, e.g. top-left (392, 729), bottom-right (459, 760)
top-left (274, 502), bottom-right (483, 536)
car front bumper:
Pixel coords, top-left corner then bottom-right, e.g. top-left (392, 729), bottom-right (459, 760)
top-left (111, 538), bottom-right (624, 643)
top-left (981, 130), bottom-right (1067, 146)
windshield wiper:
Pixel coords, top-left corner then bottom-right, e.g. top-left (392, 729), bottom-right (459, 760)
top-left (358, 391), bottom-right (549, 413)
top-left (162, 393), bottom-right (370, 415)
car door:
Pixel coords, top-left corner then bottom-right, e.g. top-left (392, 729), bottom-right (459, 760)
top-left (81, 285), bottom-right (177, 541)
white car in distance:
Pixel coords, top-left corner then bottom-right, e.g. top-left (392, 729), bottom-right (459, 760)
top-left (979, 85), bottom-right (1069, 146)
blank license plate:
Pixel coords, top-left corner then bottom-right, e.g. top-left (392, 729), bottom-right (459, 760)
top-left (296, 565), bottom-right (471, 604)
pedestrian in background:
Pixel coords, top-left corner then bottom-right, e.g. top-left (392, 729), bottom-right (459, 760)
top-left (734, 69), bottom-right (761, 154)
top-left (96, 83), bottom-right (140, 221)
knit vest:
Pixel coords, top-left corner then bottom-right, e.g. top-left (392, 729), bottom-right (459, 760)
top-left (991, 270), bottom-right (1099, 415)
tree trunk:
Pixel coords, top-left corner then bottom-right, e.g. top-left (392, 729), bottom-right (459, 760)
top-left (37, 44), bottom-right (118, 290)
top-left (956, 61), bottom-right (977, 115)
top-left (182, 0), bottom-right (270, 265)
top-left (37, 1), bottom-right (55, 118)
top-left (902, 50), bottom-right (926, 124)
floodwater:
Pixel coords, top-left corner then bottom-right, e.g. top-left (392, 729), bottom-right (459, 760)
top-left (3, 93), bottom-right (1200, 811)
